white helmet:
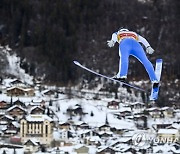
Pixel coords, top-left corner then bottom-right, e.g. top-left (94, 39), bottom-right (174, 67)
top-left (118, 27), bottom-right (129, 32)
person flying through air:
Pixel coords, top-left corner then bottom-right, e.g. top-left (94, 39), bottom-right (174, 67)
top-left (107, 28), bottom-right (159, 87)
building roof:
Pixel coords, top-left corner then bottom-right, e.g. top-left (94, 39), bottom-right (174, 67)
top-left (158, 129), bottom-right (179, 134)
top-left (7, 105), bottom-right (27, 112)
top-left (26, 114), bottom-right (53, 122)
top-left (24, 139), bottom-right (39, 146)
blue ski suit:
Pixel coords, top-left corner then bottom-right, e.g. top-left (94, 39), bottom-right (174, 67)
top-left (107, 30), bottom-right (158, 83)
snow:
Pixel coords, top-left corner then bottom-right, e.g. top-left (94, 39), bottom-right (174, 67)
top-left (7, 105), bottom-right (26, 112)
top-left (26, 114), bottom-right (53, 122)
top-left (158, 129), bottom-right (179, 134)
top-left (0, 45), bottom-right (180, 154)
top-left (170, 123), bottom-right (180, 129)
top-left (0, 148), bottom-right (24, 154)
top-left (1, 45), bottom-right (33, 85)
top-left (53, 130), bottom-right (61, 141)
top-left (4, 115), bottom-right (14, 120)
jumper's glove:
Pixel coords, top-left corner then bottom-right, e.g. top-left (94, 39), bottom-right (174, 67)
top-left (107, 40), bottom-right (115, 48)
top-left (146, 46), bottom-right (154, 54)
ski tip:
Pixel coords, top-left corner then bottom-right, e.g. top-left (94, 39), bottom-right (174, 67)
top-left (156, 59), bottom-right (163, 63)
top-left (73, 60), bottom-right (81, 66)
top-left (149, 97), bottom-right (157, 101)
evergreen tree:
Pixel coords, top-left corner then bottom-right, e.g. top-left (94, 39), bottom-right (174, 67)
top-left (90, 111), bottom-right (94, 117)
top-left (49, 99), bottom-right (53, 106)
top-left (13, 148), bottom-right (16, 154)
top-left (47, 108), bottom-right (50, 116)
top-left (2, 150), bottom-right (6, 154)
top-left (10, 96), bottom-right (13, 106)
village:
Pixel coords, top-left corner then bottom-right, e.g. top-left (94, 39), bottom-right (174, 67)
top-left (0, 77), bottom-right (180, 154)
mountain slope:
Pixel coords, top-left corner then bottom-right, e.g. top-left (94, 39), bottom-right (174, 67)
top-left (0, 0), bottom-right (179, 104)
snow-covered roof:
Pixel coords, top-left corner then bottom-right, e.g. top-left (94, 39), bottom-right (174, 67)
top-left (170, 123), bottom-right (180, 129)
top-left (42, 89), bottom-right (56, 95)
top-left (97, 146), bottom-right (108, 152)
top-left (29, 106), bottom-right (44, 113)
top-left (98, 131), bottom-right (113, 135)
top-left (161, 107), bottom-right (170, 110)
top-left (146, 107), bottom-right (159, 111)
top-left (130, 102), bottom-right (144, 105)
top-left (74, 144), bottom-right (89, 150)
top-left (7, 86), bottom-right (24, 91)
top-left (158, 129), bottom-right (179, 134)
top-left (24, 138), bottom-right (39, 146)
top-left (87, 136), bottom-right (101, 142)
top-left (12, 121), bottom-right (20, 128)
top-left (77, 129), bottom-right (91, 135)
top-left (59, 121), bottom-right (70, 125)
top-left (153, 145), bottom-right (176, 153)
top-left (2, 115), bottom-right (14, 120)
top-left (26, 114), bottom-right (53, 122)
top-left (7, 105), bottom-right (27, 112)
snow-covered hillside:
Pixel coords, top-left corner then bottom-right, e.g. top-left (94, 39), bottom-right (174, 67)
top-left (0, 45), bottom-right (180, 154)
top-left (0, 45), bottom-right (33, 85)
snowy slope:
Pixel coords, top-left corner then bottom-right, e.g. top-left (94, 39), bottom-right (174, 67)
top-left (0, 45), bottom-right (33, 85)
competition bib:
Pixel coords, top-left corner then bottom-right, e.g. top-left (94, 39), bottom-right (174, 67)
top-left (117, 31), bottom-right (138, 42)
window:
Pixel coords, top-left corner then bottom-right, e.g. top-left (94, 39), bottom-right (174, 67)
top-left (45, 125), bottom-right (48, 137)
top-left (22, 122), bottom-right (25, 137)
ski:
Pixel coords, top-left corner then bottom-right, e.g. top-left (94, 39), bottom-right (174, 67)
top-left (73, 61), bottom-right (145, 92)
top-left (150, 59), bottom-right (163, 100)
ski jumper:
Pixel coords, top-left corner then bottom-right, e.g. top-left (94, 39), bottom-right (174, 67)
top-left (110, 31), bottom-right (158, 82)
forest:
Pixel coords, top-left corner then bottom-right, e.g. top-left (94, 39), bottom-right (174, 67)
top-left (0, 0), bottom-right (179, 103)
